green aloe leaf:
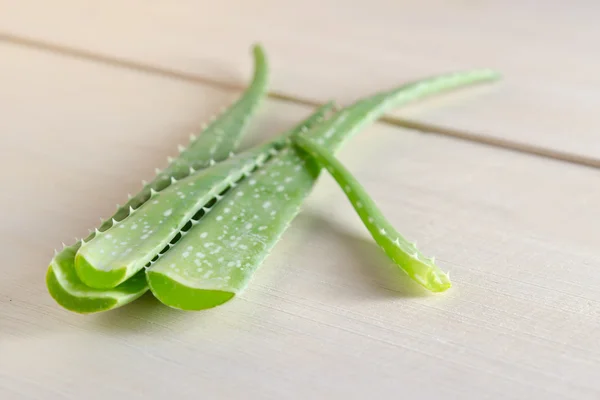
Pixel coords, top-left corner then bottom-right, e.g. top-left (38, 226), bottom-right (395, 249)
top-left (292, 134), bottom-right (451, 292)
top-left (73, 104), bottom-right (333, 290)
top-left (47, 44), bottom-right (270, 313)
top-left (146, 69), bottom-right (500, 310)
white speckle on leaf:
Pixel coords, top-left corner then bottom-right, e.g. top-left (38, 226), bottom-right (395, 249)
top-left (227, 261), bottom-right (235, 267)
top-left (224, 208), bottom-right (231, 213)
top-left (236, 191), bottom-right (244, 197)
top-left (182, 252), bottom-right (190, 258)
top-left (200, 232), bottom-right (208, 238)
top-left (216, 215), bottom-right (223, 221)
top-left (163, 209), bottom-right (172, 217)
top-left (276, 185), bottom-right (284, 192)
top-left (249, 179), bottom-right (256, 185)
top-left (131, 224), bottom-right (138, 230)
top-left (245, 223), bottom-right (252, 230)
top-left (258, 226), bottom-right (267, 231)
top-left (263, 201), bottom-right (272, 209)
top-left (196, 252), bottom-right (205, 258)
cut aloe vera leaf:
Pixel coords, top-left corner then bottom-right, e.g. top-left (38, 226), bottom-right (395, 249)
top-left (292, 134), bottom-right (450, 292)
top-left (74, 103), bottom-right (334, 289)
top-left (75, 143), bottom-right (277, 288)
top-left (47, 243), bottom-right (148, 314)
top-left (146, 69), bottom-right (499, 310)
top-left (47, 44), bottom-right (269, 312)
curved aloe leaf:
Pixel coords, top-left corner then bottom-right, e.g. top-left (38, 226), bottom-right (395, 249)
top-left (47, 44), bottom-right (270, 312)
top-left (292, 134), bottom-right (451, 292)
top-left (146, 69), bottom-right (499, 310)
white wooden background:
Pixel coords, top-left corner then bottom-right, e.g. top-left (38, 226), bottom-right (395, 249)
top-left (1, 1), bottom-right (599, 399)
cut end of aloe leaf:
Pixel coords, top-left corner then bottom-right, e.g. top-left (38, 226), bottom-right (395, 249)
top-left (46, 266), bottom-right (118, 314)
top-left (74, 253), bottom-right (128, 289)
top-left (147, 271), bottom-right (235, 311)
top-left (47, 244), bottom-right (148, 314)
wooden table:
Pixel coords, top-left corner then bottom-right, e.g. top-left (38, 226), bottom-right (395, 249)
top-left (1, 2), bottom-right (599, 399)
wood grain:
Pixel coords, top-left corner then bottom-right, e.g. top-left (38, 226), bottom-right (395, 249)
top-left (2, 0), bottom-right (600, 163)
top-left (1, 42), bottom-right (599, 400)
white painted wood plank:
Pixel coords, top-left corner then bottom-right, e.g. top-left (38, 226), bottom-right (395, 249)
top-left (2, 0), bottom-right (600, 162)
top-left (1, 43), bottom-right (600, 400)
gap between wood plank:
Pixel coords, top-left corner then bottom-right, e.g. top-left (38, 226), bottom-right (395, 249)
top-left (3, 31), bottom-right (599, 170)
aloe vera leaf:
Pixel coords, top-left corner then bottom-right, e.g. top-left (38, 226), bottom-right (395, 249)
top-left (47, 44), bottom-right (269, 312)
top-left (75, 144), bottom-right (276, 288)
top-left (103, 43), bottom-right (270, 234)
top-left (73, 103), bottom-right (334, 289)
top-left (292, 134), bottom-right (451, 292)
top-left (146, 69), bottom-right (499, 310)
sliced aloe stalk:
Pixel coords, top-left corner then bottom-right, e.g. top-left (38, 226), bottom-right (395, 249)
top-left (75, 143), bottom-right (276, 288)
top-left (146, 69), bottom-right (500, 310)
top-left (292, 134), bottom-right (451, 292)
top-left (47, 44), bottom-right (270, 312)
